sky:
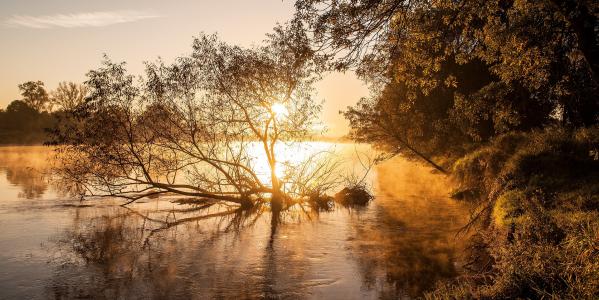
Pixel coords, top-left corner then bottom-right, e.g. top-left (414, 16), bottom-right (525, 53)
top-left (0, 0), bottom-right (368, 136)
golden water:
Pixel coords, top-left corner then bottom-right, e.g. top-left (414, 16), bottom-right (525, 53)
top-left (0, 145), bottom-right (471, 299)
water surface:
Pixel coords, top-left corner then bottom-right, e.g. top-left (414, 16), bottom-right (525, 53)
top-left (0, 145), bottom-right (470, 299)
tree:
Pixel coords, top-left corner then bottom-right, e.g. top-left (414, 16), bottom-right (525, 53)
top-left (2, 100), bottom-right (39, 133)
top-left (295, 0), bottom-right (599, 163)
top-left (18, 81), bottom-right (51, 112)
top-left (54, 23), bottom-right (336, 211)
top-left (0, 100), bottom-right (56, 144)
top-left (51, 82), bottom-right (89, 111)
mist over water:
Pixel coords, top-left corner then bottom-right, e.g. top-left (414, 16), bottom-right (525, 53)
top-left (0, 145), bottom-right (471, 299)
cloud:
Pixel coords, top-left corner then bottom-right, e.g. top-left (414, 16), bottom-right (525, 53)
top-left (4, 10), bottom-right (161, 29)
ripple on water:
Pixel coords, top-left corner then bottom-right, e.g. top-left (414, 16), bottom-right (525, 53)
top-left (0, 145), bottom-right (472, 299)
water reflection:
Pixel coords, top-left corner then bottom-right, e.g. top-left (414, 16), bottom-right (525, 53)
top-left (0, 146), bottom-right (51, 199)
top-left (348, 159), bottom-right (470, 298)
top-left (47, 203), bottom-right (321, 299)
top-left (0, 145), bottom-right (471, 299)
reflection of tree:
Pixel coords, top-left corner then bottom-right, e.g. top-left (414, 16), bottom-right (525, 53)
top-left (350, 205), bottom-right (459, 298)
top-left (44, 157), bottom-right (472, 299)
top-left (46, 201), bottom-right (318, 299)
top-left (5, 167), bottom-right (47, 199)
top-left (347, 159), bottom-right (471, 298)
top-left (0, 147), bottom-right (50, 199)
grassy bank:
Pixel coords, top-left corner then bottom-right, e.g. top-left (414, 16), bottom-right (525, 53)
top-left (427, 126), bottom-right (599, 299)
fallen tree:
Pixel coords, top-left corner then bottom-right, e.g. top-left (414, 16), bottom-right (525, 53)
top-left (52, 22), bottom-right (336, 211)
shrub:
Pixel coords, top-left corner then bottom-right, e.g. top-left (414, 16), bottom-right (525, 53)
top-left (333, 184), bottom-right (373, 206)
top-left (492, 189), bottom-right (525, 228)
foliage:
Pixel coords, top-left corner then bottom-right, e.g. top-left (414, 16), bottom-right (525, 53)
top-left (51, 82), bottom-right (89, 111)
top-left (333, 185), bottom-right (373, 206)
top-left (0, 100), bottom-right (56, 144)
top-left (0, 80), bottom-right (89, 144)
top-left (428, 127), bottom-right (599, 299)
top-left (492, 190), bottom-right (526, 228)
top-left (452, 126), bottom-right (598, 203)
top-left (18, 80), bottom-right (51, 112)
top-left (296, 0), bottom-right (599, 162)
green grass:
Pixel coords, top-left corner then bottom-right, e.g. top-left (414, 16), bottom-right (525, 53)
top-left (428, 126), bottom-right (599, 299)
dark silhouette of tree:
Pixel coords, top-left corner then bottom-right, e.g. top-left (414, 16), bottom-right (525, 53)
top-left (0, 81), bottom-right (89, 144)
top-left (0, 100), bottom-right (55, 144)
top-left (53, 23), bottom-right (337, 210)
top-left (51, 82), bottom-right (89, 111)
top-left (18, 81), bottom-right (51, 112)
top-left (295, 0), bottom-right (599, 163)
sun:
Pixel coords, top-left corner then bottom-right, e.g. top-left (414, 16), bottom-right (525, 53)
top-left (271, 103), bottom-right (288, 118)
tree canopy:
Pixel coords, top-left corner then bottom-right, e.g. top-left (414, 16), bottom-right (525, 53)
top-left (0, 100), bottom-right (55, 144)
top-left (51, 82), bottom-right (89, 112)
top-left (296, 0), bottom-right (599, 161)
top-left (0, 81), bottom-right (89, 144)
top-left (18, 80), bottom-right (51, 112)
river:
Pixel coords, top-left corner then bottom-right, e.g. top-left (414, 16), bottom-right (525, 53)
top-left (0, 145), bottom-right (471, 299)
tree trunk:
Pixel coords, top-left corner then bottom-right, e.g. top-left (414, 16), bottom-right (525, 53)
top-left (551, 0), bottom-right (599, 83)
top-left (392, 133), bottom-right (448, 174)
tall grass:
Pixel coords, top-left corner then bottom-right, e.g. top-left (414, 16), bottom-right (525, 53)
top-left (428, 126), bottom-right (599, 299)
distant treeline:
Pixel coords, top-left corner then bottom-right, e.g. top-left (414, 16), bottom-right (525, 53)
top-left (0, 81), bottom-right (86, 145)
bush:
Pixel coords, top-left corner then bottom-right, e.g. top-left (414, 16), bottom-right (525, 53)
top-left (492, 189), bottom-right (526, 228)
top-left (334, 184), bottom-right (373, 206)
top-left (307, 191), bottom-right (335, 211)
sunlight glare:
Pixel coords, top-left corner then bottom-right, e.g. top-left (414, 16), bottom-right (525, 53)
top-left (271, 103), bottom-right (288, 119)
top-left (248, 141), bottom-right (333, 186)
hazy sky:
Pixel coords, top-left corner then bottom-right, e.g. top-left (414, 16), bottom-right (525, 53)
top-left (0, 0), bottom-right (368, 136)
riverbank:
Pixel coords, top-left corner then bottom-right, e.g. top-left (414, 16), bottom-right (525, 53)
top-left (427, 126), bottom-right (599, 299)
